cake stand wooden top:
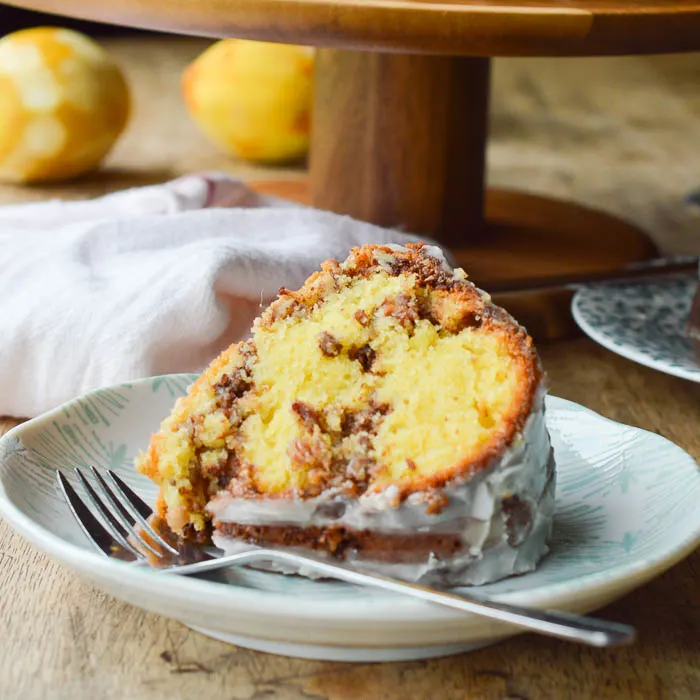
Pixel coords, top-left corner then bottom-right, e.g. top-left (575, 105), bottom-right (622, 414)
top-left (7, 0), bottom-right (700, 56)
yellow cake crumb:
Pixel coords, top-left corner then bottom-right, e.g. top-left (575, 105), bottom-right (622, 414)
top-left (136, 244), bottom-right (539, 538)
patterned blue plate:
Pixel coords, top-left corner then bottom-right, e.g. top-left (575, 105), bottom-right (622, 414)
top-left (0, 375), bottom-right (699, 661)
top-left (572, 277), bottom-right (700, 382)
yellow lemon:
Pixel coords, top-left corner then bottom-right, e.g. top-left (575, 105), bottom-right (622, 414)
top-left (183, 40), bottom-right (313, 164)
top-left (0, 27), bottom-right (129, 184)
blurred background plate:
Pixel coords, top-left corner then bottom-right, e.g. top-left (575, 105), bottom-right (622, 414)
top-left (572, 278), bottom-right (700, 383)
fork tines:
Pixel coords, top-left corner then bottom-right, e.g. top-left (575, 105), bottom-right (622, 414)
top-left (57, 467), bottom-right (178, 562)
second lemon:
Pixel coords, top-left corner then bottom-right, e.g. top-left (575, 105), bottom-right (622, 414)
top-left (183, 40), bottom-right (314, 165)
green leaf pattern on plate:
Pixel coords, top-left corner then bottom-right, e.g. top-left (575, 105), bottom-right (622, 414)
top-left (1, 375), bottom-right (699, 602)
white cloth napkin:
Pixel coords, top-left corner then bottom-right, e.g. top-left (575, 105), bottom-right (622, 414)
top-left (0, 174), bottom-right (424, 418)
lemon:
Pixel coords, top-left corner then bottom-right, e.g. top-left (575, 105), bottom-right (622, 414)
top-left (0, 27), bottom-right (129, 184)
top-left (182, 40), bottom-right (313, 164)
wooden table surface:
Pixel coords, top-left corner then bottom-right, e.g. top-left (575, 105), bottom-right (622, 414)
top-left (1, 37), bottom-right (699, 699)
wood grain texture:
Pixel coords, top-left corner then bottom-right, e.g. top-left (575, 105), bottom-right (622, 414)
top-left (310, 51), bottom-right (490, 242)
top-left (1, 37), bottom-right (700, 699)
top-left (255, 180), bottom-right (658, 340)
top-left (5, 0), bottom-right (700, 56)
top-left (286, 46), bottom-right (656, 342)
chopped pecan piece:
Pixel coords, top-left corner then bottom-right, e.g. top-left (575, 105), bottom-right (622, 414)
top-left (214, 371), bottom-right (251, 412)
top-left (381, 292), bottom-right (422, 328)
top-left (340, 402), bottom-right (391, 436)
top-left (291, 401), bottom-right (327, 433)
top-left (318, 331), bottom-right (342, 357)
top-left (345, 455), bottom-right (373, 483)
top-left (288, 435), bottom-right (332, 472)
top-left (354, 309), bottom-right (370, 327)
top-left (224, 459), bottom-right (258, 498)
top-left (199, 448), bottom-right (228, 480)
top-left (181, 522), bottom-right (210, 546)
top-left (348, 343), bottom-right (376, 372)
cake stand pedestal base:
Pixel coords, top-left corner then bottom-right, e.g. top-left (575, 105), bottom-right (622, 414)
top-left (254, 50), bottom-right (656, 341)
top-left (252, 179), bottom-right (657, 341)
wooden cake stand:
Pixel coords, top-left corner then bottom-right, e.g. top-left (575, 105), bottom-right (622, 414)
top-left (8, 1), bottom-right (700, 338)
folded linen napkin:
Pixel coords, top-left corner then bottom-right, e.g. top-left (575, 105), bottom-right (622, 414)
top-left (0, 174), bottom-right (424, 418)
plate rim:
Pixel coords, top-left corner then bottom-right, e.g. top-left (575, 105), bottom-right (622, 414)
top-left (1, 374), bottom-right (699, 632)
top-left (571, 280), bottom-right (700, 383)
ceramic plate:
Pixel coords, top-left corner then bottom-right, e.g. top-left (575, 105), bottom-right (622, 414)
top-left (572, 277), bottom-right (700, 382)
top-left (1, 375), bottom-right (699, 662)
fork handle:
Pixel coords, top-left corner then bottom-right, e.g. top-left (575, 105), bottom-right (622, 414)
top-left (162, 549), bottom-right (635, 647)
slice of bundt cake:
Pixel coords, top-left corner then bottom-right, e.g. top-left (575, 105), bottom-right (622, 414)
top-left (136, 243), bottom-right (555, 586)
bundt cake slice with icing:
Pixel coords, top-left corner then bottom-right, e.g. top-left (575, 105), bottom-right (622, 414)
top-left (136, 243), bottom-right (555, 586)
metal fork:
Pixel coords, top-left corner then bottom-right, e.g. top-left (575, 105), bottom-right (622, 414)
top-left (57, 467), bottom-right (636, 648)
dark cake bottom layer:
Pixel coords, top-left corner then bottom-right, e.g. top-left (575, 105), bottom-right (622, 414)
top-left (216, 522), bottom-right (465, 562)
